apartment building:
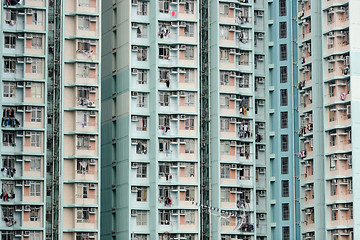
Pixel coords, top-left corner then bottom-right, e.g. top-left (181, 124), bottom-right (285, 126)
top-left (0, 0), bottom-right (101, 239)
top-left (297, 0), bottom-right (360, 239)
top-left (101, 0), bottom-right (200, 239)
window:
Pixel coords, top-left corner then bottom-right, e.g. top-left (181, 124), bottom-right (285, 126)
top-left (159, 68), bottom-right (170, 82)
top-left (330, 181), bottom-right (337, 195)
top-left (331, 205), bottom-right (337, 220)
top-left (281, 135), bottom-right (288, 151)
top-left (159, 139), bottom-right (170, 152)
top-left (159, 45), bottom-right (169, 59)
top-left (219, 25), bottom-right (230, 40)
top-left (220, 118), bottom-right (230, 132)
top-left (135, 117), bottom-right (147, 132)
top-left (220, 95), bottom-right (230, 109)
top-left (4, 9), bottom-right (17, 24)
top-left (185, 210), bottom-right (195, 224)
top-left (279, 22), bottom-right (287, 38)
top-left (77, 184), bottom-right (89, 198)
top-left (329, 107), bottom-right (336, 122)
top-left (31, 34), bottom-right (42, 49)
top-left (220, 188), bottom-right (230, 202)
top-left (282, 180), bottom-right (289, 197)
top-left (282, 204), bottom-right (289, 220)
top-left (182, 162), bottom-right (195, 177)
top-left (77, 135), bottom-right (90, 150)
top-left (32, 10), bottom-right (43, 25)
top-left (4, 58), bottom-right (16, 73)
top-left (185, 0), bottom-right (194, 14)
top-left (239, 51), bottom-right (250, 65)
top-left (4, 34), bottom-right (16, 49)
top-left (78, 16), bottom-right (90, 30)
top-left (137, 93), bottom-right (148, 108)
top-left (185, 116), bottom-right (195, 130)
top-left (30, 181), bottom-right (41, 196)
top-left (1, 231), bottom-right (14, 240)
top-left (185, 92), bottom-right (195, 106)
top-left (2, 132), bottom-right (15, 147)
top-left (185, 23), bottom-right (194, 37)
top-left (280, 66), bottom-right (287, 83)
top-left (280, 44), bottom-right (287, 61)
top-left (77, 111), bottom-right (90, 127)
top-left (185, 186), bottom-right (195, 201)
top-left (329, 130), bottom-right (336, 146)
top-left (30, 156), bottom-right (41, 172)
top-left (159, 0), bottom-right (170, 13)
top-left (137, 2), bottom-right (148, 16)
top-left (29, 231), bottom-right (41, 240)
top-left (328, 36), bottom-right (334, 49)
top-left (2, 156), bottom-right (15, 169)
top-left (282, 226), bottom-right (290, 240)
top-left (281, 157), bottom-right (289, 174)
top-left (220, 71), bottom-right (229, 85)
top-left (136, 47), bottom-right (147, 61)
top-left (131, 235), bottom-right (148, 240)
top-left (77, 208), bottom-right (90, 223)
top-left (136, 163), bottom-right (147, 178)
top-left (137, 24), bottom-right (148, 38)
top-left (77, 159), bottom-right (90, 174)
top-left (328, 61), bottom-right (334, 73)
top-left (185, 46), bottom-right (195, 60)
top-left (159, 92), bottom-right (169, 106)
top-left (220, 48), bottom-right (229, 61)
top-left (3, 82), bottom-right (16, 98)
top-left (327, 12), bottom-right (333, 25)
top-left (31, 59), bottom-right (42, 74)
top-left (281, 112), bottom-right (288, 128)
top-left (220, 141), bottom-right (230, 155)
top-left (159, 210), bottom-right (170, 225)
top-left (219, 3), bottom-right (229, 16)
top-left (30, 206), bottom-right (40, 221)
top-left (184, 139), bottom-right (195, 154)
top-left (220, 164), bottom-right (230, 178)
top-left (77, 63), bottom-right (90, 78)
top-left (31, 83), bottom-right (42, 98)
top-left (281, 89), bottom-right (288, 106)
top-left (136, 187), bottom-right (147, 202)
top-left (328, 83), bottom-right (335, 97)
top-left (30, 132), bottom-right (41, 147)
top-left (77, 39), bottom-right (91, 52)
top-left (137, 70), bottom-right (147, 84)
top-left (279, 0), bottom-right (286, 16)
top-left (184, 69), bottom-right (195, 83)
top-left (78, 0), bottom-right (90, 7)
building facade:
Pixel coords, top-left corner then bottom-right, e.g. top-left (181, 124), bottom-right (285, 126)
top-left (0, 0), bottom-right (101, 239)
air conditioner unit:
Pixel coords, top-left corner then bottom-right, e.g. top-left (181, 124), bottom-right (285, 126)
top-left (89, 184), bottom-right (96, 190)
top-left (24, 205), bottom-right (31, 211)
top-left (229, 2), bottom-right (235, 8)
top-left (14, 231), bottom-right (22, 237)
top-left (131, 46), bottom-right (138, 51)
top-left (171, 210), bottom-right (178, 215)
top-left (258, 77), bottom-right (265, 83)
top-left (90, 87), bottom-right (96, 93)
top-left (25, 81), bottom-right (32, 88)
top-left (90, 64), bottom-right (96, 70)
top-left (258, 122), bottom-right (265, 128)
top-left (257, 11), bottom-right (264, 16)
top-left (131, 210), bottom-right (137, 216)
top-left (26, 9), bottom-right (33, 14)
top-left (180, 115), bottom-right (186, 120)
top-left (131, 115), bottom-right (138, 121)
top-left (259, 213), bottom-right (266, 219)
top-left (16, 131), bottom-right (24, 137)
top-left (259, 168), bottom-right (265, 174)
top-left (23, 231), bottom-right (30, 237)
top-left (89, 208), bottom-right (96, 214)
top-left (230, 117), bottom-right (236, 123)
top-left (90, 111), bottom-right (96, 117)
top-left (179, 45), bottom-right (186, 50)
top-left (230, 141), bottom-right (236, 146)
top-left (132, 68), bottom-right (138, 74)
top-left (230, 95), bottom-right (236, 99)
top-left (131, 22), bottom-right (138, 28)
top-left (88, 233), bottom-right (95, 239)
top-left (180, 209), bottom-right (186, 215)
top-left (231, 164), bottom-right (237, 169)
top-left (259, 190), bottom-right (266, 197)
top-left (16, 106), bottom-right (24, 112)
top-left (89, 159), bottom-right (96, 165)
top-left (87, 101), bottom-right (95, 108)
top-left (179, 91), bottom-right (185, 96)
top-left (329, 32), bottom-right (334, 37)
top-left (17, 58), bottom-right (24, 63)
top-left (25, 131), bottom-right (31, 137)
top-left (131, 91), bottom-right (138, 97)
top-left (179, 21), bottom-right (186, 27)
top-left (90, 40), bottom-right (96, 45)
top-left (90, 16), bottom-right (97, 22)
top-left (15, 205), bottom-right (23, 211)
top-left (26, 57), bottom-right (32, 63)
top-left (25, 106), bottom-right (32, 112)
top-left (131, 187), bottom-right (138, 192)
